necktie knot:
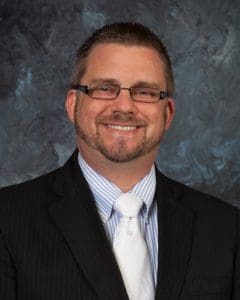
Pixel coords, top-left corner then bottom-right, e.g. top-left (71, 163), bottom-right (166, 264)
top-left (114, 193), bottom-right (143, 218)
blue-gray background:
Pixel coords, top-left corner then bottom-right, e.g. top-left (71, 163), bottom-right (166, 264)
top-left (0, 0), bottom-right (239, 206)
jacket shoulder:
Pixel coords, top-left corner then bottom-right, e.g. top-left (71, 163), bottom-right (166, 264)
top-left (0, 167), bottom-right (63, 207)
top-left (157, 170), bottom-right (238, 215)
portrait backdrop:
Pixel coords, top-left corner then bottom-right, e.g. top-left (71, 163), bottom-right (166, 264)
top-left (0, 0), bottom-right (239, 206)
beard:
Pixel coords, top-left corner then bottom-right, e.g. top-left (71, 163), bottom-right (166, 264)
top-left (74, 107), bottom-right (164, 163)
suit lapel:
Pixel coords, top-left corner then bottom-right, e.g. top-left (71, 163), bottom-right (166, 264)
top-left (48, 151), bottom-right (128, 300)
top-left (47, 151), bottom-right (195, 300)
top-left (155, 171), bottom-right (195, 300)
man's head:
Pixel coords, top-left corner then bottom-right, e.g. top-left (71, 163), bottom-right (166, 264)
top-left (66, 22), bottom-right (175, 166)
top-left (70, 22), bottom-right (174, 97)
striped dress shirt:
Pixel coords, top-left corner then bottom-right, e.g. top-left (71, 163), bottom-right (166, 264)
top-left (78, 153), bottom-right (158, 285)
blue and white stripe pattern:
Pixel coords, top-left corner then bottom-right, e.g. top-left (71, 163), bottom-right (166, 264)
top-left (78, 153), bottom-right (158, 285)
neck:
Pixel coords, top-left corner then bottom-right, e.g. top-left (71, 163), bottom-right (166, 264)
top-left (78, 145), bottom-right (157, 192)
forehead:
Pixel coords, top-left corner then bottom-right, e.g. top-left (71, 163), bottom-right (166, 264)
top-left (82, 43), bottom-right (166, 86)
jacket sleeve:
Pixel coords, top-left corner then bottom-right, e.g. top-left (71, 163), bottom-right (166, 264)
top-left (0, 230), bottom-right (16, 299)
top-left (232, 209), bottom-right (240, 299)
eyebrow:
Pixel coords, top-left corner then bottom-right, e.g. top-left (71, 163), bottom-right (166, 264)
top-left (131, 81), bottom-right (161, 89)
top-left (88, 78), bottom-right (161, 89)
top-left (90, 78), bottom-right (119, 85)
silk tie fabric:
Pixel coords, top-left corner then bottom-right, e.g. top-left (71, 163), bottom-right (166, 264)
top-left (113, 193), bottom-right (155, 300)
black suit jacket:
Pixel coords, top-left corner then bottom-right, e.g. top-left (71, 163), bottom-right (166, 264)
top-left (0, 150), bottom-right (240, 299)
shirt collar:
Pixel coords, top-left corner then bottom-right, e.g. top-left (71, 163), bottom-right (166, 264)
top-left (78, 152), bottom-right (156, 223)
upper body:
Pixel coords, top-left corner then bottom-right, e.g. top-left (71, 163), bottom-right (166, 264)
top-left (0, 150), bottom-right (240, 299)
top-left (0, 22), bottom-right (239, 299)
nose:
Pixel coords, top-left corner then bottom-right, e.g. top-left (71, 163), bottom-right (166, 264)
top-left (111, 88), bottom-right (137, 114)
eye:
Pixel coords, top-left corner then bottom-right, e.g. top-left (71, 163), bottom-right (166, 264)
top-left (137, 89), bottom-right (149, 95)
top-left (89, 84), bottom-right (119, 99)
top-left (134, 88), bottom-right (158, 97)
top-left (96, 84), bottom-right (116, 94)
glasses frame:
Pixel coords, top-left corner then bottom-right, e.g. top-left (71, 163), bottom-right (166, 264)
top-left (71, 84), bottom-right (169, 103)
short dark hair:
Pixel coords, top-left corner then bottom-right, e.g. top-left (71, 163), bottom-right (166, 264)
top-left (70, 22), bottom-right (174, 96)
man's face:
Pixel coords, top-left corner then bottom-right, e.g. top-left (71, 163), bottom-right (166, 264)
top-left (66, 43), bottom-right (175, 163)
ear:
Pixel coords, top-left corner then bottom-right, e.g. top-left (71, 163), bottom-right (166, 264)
top-left (65, 89), bottom-right (77, 123)
top-left (164, 97), bottom-right (175, 130)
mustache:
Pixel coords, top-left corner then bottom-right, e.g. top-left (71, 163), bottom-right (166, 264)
top-left (96, 112), bottom-right (147, 126)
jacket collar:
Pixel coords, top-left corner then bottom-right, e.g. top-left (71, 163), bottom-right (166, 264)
top-left (155, 170), bottom-right (195, 299)
top-left (48, 150), bottom-right (128, 300)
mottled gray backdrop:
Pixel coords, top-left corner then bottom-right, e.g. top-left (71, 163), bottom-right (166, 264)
top-left (0, 0), bottom-right (239, 205)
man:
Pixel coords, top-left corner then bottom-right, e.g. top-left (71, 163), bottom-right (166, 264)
top-left (0, 22), bottom-right (239, 300)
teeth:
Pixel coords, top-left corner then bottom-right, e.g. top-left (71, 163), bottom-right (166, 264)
top-left (108, 125), bottom-right (137, 131)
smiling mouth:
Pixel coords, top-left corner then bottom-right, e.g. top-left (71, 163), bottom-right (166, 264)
top-left (107, 124), bottom-right (138, 131)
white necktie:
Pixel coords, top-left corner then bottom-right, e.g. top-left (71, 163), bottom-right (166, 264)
top-left (113, 193), bottom-right (155, 300)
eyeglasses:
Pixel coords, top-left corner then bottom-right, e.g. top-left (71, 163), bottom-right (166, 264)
top-left (71, 83), bottom-right (169, 103)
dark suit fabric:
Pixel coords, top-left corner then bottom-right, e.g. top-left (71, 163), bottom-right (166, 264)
top-left (0, 150), bottom-right (240, 299)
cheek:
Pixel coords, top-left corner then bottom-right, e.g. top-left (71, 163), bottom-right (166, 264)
top-left (77, 107), bottom-right (95, 132)
top-left (145, 108), bottom-right (168, 135)
top-left (74, 101), bottom-right (91, 129)
top-left (75, 100), bottom-right (108, 131)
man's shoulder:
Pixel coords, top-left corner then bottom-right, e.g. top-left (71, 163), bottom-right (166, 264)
top-left (156, 169), bottom-right (238, 216)
top-left (1, 166), bottom-right (61, 190)
top-left (0, 167), bottom-right (63, 209)
top-left (0, 150), bottom-right (79, 203)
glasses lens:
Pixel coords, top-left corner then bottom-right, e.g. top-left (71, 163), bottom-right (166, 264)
top-left (131, 87), bottom-right (160, 102)
top-left (90, 84), bottom-right (119, 99)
